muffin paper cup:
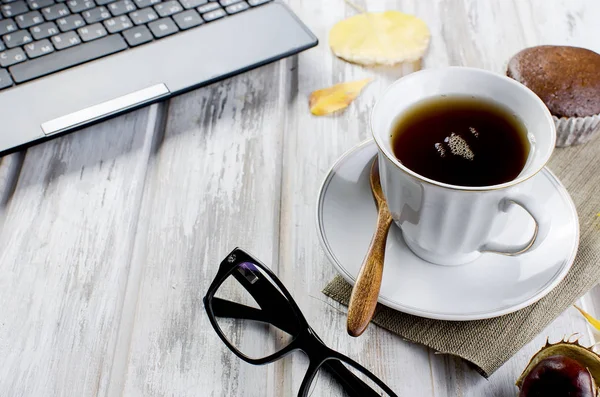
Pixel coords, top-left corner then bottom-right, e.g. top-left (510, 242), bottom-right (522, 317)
top-left (554, 114), bottom-right (600, 147)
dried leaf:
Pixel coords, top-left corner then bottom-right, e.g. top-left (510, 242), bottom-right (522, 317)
top-left (329, 10), bottom-right (430, 66)
top-left (309, 78), bottom-right (373, 116)
top-left (574, 304), bottom-right (600, 332)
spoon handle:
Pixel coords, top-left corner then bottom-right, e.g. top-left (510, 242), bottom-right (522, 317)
top-left (347, 204), bottom-right (393, 337)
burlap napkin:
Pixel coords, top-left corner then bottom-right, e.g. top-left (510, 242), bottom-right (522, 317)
top-left (322, 135), bottom-right (600, 377)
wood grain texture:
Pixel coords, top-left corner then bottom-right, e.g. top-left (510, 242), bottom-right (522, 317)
top-left (275, 2), bottom-right (433, 396)
top-left (0, 106), bottom-right (159, 396)
top-left (0, 1), bottom-right (599, 396)
top-left (119, 63), bottom-right (287, 397)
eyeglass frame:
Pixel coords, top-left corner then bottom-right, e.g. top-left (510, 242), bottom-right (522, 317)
top-left (203, 247), bottom-right (397, 397)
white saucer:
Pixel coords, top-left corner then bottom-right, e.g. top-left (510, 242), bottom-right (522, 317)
top-left (317, 140), bottom-right (580, 321)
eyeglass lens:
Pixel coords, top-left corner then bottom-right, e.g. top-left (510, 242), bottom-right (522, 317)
top-left (211, 261), bottom-right (300, 360)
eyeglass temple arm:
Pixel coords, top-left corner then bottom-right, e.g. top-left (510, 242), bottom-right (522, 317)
top-left (211, 298), bottom-right (384, 397)
top-left (319, 360), bottom-right (388, 397)
top-left (230, 266), bottom-right (303, 332)
top-left (211, 297), bottom-right (299, 335)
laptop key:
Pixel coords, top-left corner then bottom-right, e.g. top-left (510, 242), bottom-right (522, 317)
top-left (16, 11), bottom-right (44, 28)
top-left (56, 14), bottom-right (83, 30)
top-left (153, 0), bottom-right (181, 17)
top-left (132, 0), bottom-right (158, 9)
top-left (50, 30), bottom-right (80, 48)
top-left (172, 9), bottom-right (201, 29)
top-left (0, 18), bottom-right (17, 34)
top-left (103, 14), bottom-right (131, 32)
top-left (66, 0), bottom-right (94, 13)
top-left (0, 46), bottom-right (26, 66)
top-left (30, 20), bottom-right (58, 39)
top-left (2, 29), bottom-right (32, 47)
top-left (9, 33), bottom-right (126, 82)
top-left (108, 0), bottom-right (135, 16)
top-left (147, 16), bottom-right (176, 38)
top-left (121, 24), bottom-right (150, 46)
top-left (23, 38), bottom-right (53, 57)
top-left (42, 4), bottom-right (70, 20)
top-left (179, 0), bottom-right (205, 10)
top-left (218, 0), bottom-right (238, 6)
top-left (225, 1), bottom-right (247, 14)
top-left (201, 7), bottom-right (224, 21)
top-left (196, 1), bottom-right (217, 12)
top-left (129, 7), bottom-right (156, 24)
top-left (27, 0), bottom-right (54, 9)
top-left (0, 68), bottom-right (12, 89)
top-left (247, 0), bottom-right (269, 5)
top-left (1, 1), bottom-right (28, 17)
top-left (82, 6), bottom-right (111, 23)
top-left (77, 22), bottom-right (106, 41)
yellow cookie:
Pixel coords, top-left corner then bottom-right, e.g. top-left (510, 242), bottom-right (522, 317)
top-left (329, 11), bottom-right (430, 66)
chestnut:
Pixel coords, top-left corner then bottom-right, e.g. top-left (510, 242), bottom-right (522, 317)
top-left (519, 355), bottom-right (595, 397)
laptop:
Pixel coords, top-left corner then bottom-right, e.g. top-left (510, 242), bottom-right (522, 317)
top-left (0, 0), bottom-right (317, 154)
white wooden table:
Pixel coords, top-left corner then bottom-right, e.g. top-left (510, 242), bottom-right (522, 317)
top-left (1, 1), bottom-right (600, 395)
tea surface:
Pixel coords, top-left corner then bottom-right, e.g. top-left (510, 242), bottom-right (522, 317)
top-left (390, 96), bottom-right (529, 187)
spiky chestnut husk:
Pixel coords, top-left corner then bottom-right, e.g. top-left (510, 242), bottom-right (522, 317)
top-left (517, 339), bottom-right (600, 397)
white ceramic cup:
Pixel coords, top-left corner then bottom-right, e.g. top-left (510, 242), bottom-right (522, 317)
top-left (372, 67), bottom-right (556, 266)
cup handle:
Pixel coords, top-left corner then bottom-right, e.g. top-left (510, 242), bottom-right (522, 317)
top-left (480, 194), bottom-right (551, 255)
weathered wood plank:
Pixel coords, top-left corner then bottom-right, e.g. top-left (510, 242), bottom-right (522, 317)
top-left (0, 153), bottom-right (24, 213)
top-left (0, 106), bottom-right (159, 397)
top-left (275, 1), bottom-right (432, 395)
top-left (119, 62), bottom-right (288, 396)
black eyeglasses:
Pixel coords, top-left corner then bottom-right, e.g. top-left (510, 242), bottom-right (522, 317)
top-left (203, 248), bottom-right (397, 397)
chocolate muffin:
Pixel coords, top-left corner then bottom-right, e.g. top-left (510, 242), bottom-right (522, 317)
top-left (507, 45), bottom-right (600, 146)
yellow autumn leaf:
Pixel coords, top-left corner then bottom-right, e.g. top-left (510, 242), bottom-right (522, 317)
top-left (309, 78), bottom-right (373, 116)
top-left (329, 10), bottom-right (430, 66)
top-left (574, 305), bottom-right (600, 331)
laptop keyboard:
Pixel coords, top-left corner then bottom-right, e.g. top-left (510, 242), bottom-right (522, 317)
top-left (0, 0), bottom-right (271, 89)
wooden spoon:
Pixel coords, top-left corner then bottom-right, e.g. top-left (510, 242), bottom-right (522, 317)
top-left (347, 156), bottom-right (394, 337)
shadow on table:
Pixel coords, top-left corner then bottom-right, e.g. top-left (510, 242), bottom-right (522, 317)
top-left (0, 105), bottom-right (159, 200)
